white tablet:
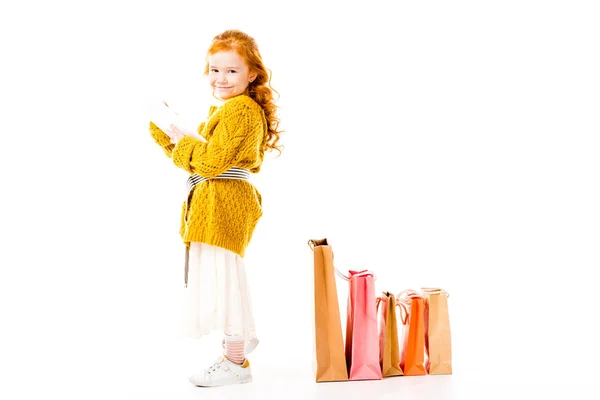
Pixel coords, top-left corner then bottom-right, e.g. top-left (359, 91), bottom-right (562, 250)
top-left (148, 101), bottom-right (206, 142)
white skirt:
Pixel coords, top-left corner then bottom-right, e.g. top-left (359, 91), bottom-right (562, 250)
top-left (183, 242), bottom-right (257, 343)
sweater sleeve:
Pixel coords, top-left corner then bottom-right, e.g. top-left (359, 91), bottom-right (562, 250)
top-left (171, 102), bottom-right (255, 178)
top-left (149, 122), bottom-right (174, 158)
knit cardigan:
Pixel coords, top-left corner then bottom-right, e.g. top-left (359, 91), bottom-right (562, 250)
top-left (150, 94), bottom-right (267, 257)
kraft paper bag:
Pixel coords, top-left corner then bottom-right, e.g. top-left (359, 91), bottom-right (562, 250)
top-left (422, 288), bottom-right (452, 375)
top-left (342, 270), bottom-right (382, 381)
top-left (307, 239), bottom-right (348, 382)
top-left (397, 290), bottom-right (427, 376)
top-left (376, 292), bottom-right (405, 377)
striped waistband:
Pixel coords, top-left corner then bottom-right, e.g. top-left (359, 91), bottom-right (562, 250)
top-left (183, 166), bottom-right (250, 287)
top-left (186, 167), bottom-right (250, 193)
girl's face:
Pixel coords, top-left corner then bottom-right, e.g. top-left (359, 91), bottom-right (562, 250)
top-left (208, 50), bottom-right (256, 101)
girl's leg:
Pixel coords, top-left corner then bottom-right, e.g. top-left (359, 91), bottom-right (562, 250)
top-left (224, 334), bottom-right (245, 365)
top-left (221, 336), bottom-right (260, 355)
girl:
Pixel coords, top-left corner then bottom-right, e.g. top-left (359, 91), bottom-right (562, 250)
top-left (148, 29), bottom-right (282, 387)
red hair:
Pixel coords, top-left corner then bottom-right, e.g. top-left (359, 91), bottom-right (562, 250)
top-left (205, 30), bottom-right (283, 155)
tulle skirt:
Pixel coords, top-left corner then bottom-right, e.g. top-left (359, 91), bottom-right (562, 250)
top-left (183, 242), bottom-right (257, 343)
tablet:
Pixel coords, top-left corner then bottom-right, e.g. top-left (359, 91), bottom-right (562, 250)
top-left (148, 101), bottom-right (206, 142)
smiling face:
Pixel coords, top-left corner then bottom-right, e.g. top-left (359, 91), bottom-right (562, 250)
top-left (207, 50), bottom-right (256, 101)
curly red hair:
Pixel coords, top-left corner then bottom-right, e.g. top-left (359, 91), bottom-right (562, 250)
top-left (205, 30), bottom-right (283, 155)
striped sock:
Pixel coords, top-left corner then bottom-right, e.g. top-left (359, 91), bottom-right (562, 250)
top-left (224, 335), bottom-right (245, 365)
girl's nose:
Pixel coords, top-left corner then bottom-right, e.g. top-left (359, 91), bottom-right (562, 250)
top-left (217, 73), bottom-right (228, 84)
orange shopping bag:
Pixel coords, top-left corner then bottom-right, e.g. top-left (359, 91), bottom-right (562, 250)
top-left (376, 291), bottom-right (406, 377)
top-left (397, 290), bottom-right (427, 376)
top-left (307, 239), bottom-right (349, 382)
top-left (422, 288), bottom-right (452, 375)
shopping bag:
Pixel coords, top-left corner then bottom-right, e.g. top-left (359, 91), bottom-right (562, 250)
top-left (422, 288), bottom-right (452, 375)
top-left (397, 289), bottom-right (427, 376)
top-left (376, 291), bottom-right (406, 377)
top-left (307, 239), bottom-right (348, 382)
top-left (341, 270), bottom-right (382, 381)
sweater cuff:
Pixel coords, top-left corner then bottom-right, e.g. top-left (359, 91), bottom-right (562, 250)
top-left (172, 136), bottom-right (197, 173)
top-left (149, 122), bottom-right (172, 148)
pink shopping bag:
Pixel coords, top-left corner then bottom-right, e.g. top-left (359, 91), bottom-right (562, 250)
top-left (339, 269), bottom-right (383, 381)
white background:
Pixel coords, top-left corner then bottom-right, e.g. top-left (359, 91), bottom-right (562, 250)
top-left (1, 0), bottom-right (599, 398)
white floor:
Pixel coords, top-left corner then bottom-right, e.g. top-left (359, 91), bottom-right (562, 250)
top-left (126, 364), bottom-right (455, 400)
top-left (95, 332), bottom-right (597, 400)
top-left (4, 280), bottom-right (596, 400)
top-left (5, 269), bottom-right (599, 400)
top-left (120, 361), bottom-right (595, 400)
top-left (4, 283), bottom-right (599, 400)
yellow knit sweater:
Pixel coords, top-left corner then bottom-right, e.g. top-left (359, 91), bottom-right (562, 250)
top-left (149, 95), bottom-right (268, 257)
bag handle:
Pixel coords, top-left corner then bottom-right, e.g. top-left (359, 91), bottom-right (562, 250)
top-left (396, 289), bottom-right (423, 302)
top-left (335, 269), bottom-right (377, 281)
top-left (307, 238), bottom-right (376, 281)
top-left (377, 292), bottom-right (409, 325)
top-left (308, 238), bottom-right (348, 279)
top-left (390, 292), bottom-right (410, 325)
top-left (335, 268), bottom-right (351, 281)
top-left (376, 292), bottom-right (393, 310)
top-left (421, 287), bottom-right (450, 298)
top-left (307, 238), bottom-right (328, 250)
top-left (396, 301), bottom-right (409, 325)
top-left (395, 289), bottom-right (423, 325)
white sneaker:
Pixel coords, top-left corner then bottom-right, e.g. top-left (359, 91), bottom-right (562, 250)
top-left (189, 356), bottom-right (252, 387)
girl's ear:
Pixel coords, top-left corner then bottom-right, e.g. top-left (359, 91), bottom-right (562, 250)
top-left (249, 72), bottom-right (257, 83)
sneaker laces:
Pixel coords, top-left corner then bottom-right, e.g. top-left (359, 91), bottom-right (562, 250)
top-left (204, 357), bottom-right (225, 375)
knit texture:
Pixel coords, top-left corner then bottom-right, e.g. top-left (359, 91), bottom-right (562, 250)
top-left (150, 95), bottom-right (268, 257)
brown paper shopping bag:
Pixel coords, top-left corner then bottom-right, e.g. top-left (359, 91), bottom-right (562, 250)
top-left (422, 288), bottom-right (452, 375)
top-left (397, 290), bottom-right (427, 376)
top-left (376, 292), bottom-right (405, 377)
top-left (307, 239), bottom-right (349, 382)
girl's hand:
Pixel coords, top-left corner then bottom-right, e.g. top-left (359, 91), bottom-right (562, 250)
top-left (165, 124), bottom-right (185, 144)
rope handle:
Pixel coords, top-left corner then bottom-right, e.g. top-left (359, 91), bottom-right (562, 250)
top-left (307, 239), bottom-right (376, 281)
top-left (307, 238), bottom-right (328, 250)
top-left (394, 290), bottom-right (419, 326)
top-left (396, 299), bottom-right (409, 325)
top-left (376, 292), bottom-right (394, 309)
top-left (336, 268), bottom-right (350, 281)
top-left (396, 289), bottom-right (423, 303)
top-left (395, 289), bottom-right (423, 324)
top-left (421, 287), bottom-right (450, 298)
top-left (335, 269), bottom-right (377, 281)
top-left (377, 292), bottom-right (409, 325)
